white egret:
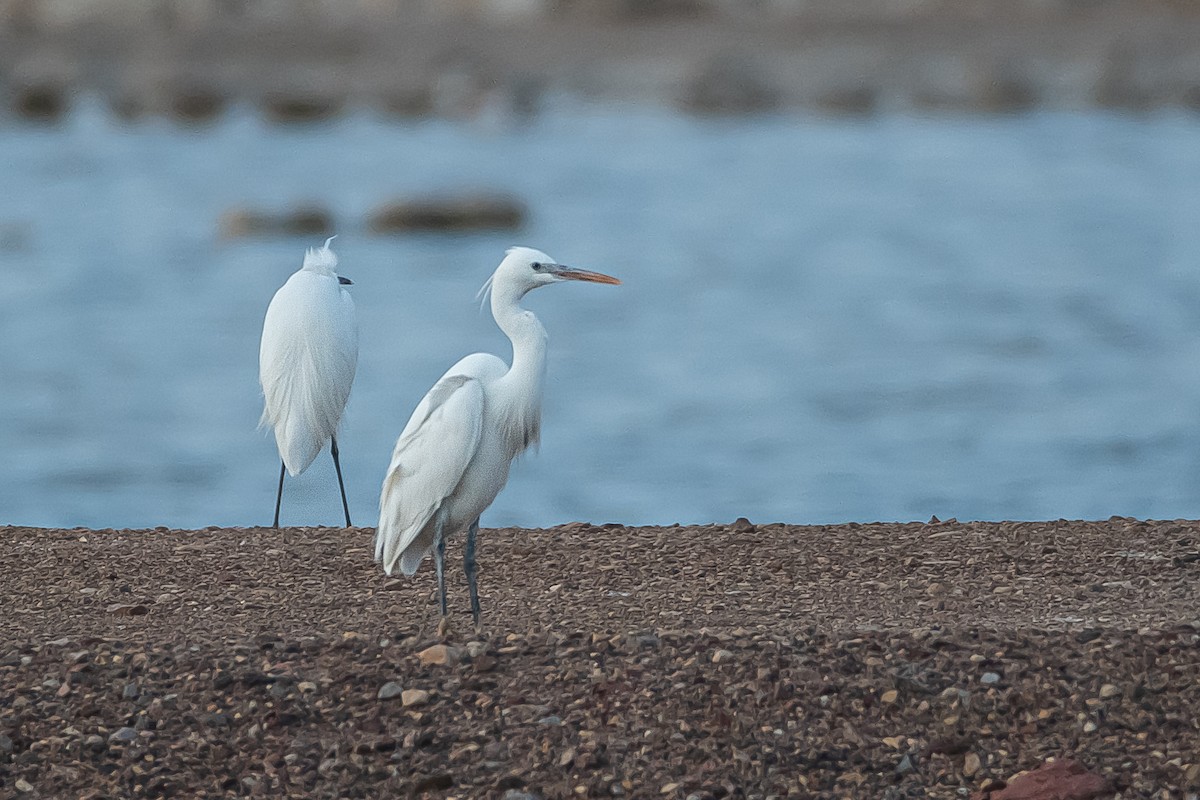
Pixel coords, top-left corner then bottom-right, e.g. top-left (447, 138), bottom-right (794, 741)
top-left (259, 237), bottom-right (358, 528)
top-left (375, 247), bottom-right (619, 631)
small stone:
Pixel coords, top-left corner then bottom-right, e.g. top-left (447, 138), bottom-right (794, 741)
top-left (660, 783), bottom-right (680, 795)
top-left (418, 644), bottom-right (462, 666)
top-left (377, 681), bottom-right (404, 701)
top-left (896, 754), bottom-right (915, 775)
top-left (474, 655), bottom-right (498, 673)
top-left (712, 649), bottom-right (735, 664)
top-left (466, 641), bottom-right (488, 658)
top-left (84, 734), bottom-right (106, 752)
top-left (731, 517), bottom-right (755, 533)
top-left (15, 778), bottom-right (34, 793)
top-left (1083, 720), bottom-right (1098, 733)
top-left (980, 672), bottom-right (1001, 685)
top-left (413, 773), bottom-right (453, 792)
top-left (881, 689), bottom-right (899, 704)
top-left (501, 791), bottom-right (542, 800)
top-left (0, 734), bottom-right (13, 753)
top-left (992, 759), bottom-right (1110, 799)
top-left (122, 682), bottom-right (139, 700)
top-left (108, 727), bottom-right (137, 744)
top-left (1098, 683), bottom-right (1120, 699)
top-left (401, 689), bottom-right (430, 707)
top-left (298, 681), bottom-right (317, 693)
top-left (105, 603), bottom-right (149, 616)
top-left (536, 715), bottom-right (562, 726)
top-left (963, 752), bottom-right (982, 777)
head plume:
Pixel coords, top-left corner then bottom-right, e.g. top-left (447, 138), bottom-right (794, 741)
top-left (302, 236), bottom-right (338, 275)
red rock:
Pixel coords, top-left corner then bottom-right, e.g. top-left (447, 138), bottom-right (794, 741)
top-left (973, 760), bottom-right (1112, 800)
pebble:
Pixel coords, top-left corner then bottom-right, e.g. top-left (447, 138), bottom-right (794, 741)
top-left (401, 689), bottom-right (430, 707)
top-left (1099, 683), bottom-right (1120, 698)
top-left (418, 644), bottom-right (463, 666)
top-left (980, 672), bottom-right (1001, 685)
top-left (15, 779), bottom-right (34, 793)
top-left (896, 754), bottom-right (916, 775)
top-left (108, 727), bottom-right (137, 744)
top-left (377, 681), bottom-right (404, 701)
top-left (105, 603), bottom-right (149, 616)
top-left (711, 649), bottom-right (735, 664)
top-left (963, 752), bottom-right (981, 776)
top-left (881, 689), bottom-right (899, 704)
top-left (501, 791), bottom-right (542, 800)
top-left (466, 641), bottom-right (488, 658)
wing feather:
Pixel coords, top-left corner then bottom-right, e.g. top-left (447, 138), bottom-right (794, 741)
top-left (375, 374), bottom-right (485, 576)
top-left (259, 271), bottom-right (358, 475)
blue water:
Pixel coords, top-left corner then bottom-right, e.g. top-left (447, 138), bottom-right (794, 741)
top-left (3, 100), bottom-right (1200, 529)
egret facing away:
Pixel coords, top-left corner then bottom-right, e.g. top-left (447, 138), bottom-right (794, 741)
top-left (259, 237), bottom-right (358, 528)
top-left (375, 247), bottom-right (619, 631)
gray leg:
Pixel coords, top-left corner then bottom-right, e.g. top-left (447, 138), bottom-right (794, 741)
top-left (465, 518), bottom-right (482, 632)
top-left (272, 460), bottom-right (285, 528)
top-left (330, 437), bottom-right (352, 528)
top-left (434, 517), bottom-right (448, 618)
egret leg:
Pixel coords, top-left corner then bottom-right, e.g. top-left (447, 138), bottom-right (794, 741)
top-left (434, 519), bottom-right (448, 618)
top-left (272, 460), bottom-right (285, 529)
top-left (464, 518), bottom-right (482, 633)
top-left (330, 437), bottom-right (352, 528)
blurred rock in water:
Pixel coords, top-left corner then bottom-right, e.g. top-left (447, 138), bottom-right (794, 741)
top-left (12, 82), bottom-right (68, 121)
top-left (681, 55), bottom-right (780, 115)
top-left (219, 207), bottom-right (335, 239)
top-left (261, 93), bottom-right (344, 124)
top-left (368, 194), bottom-right (527, 234)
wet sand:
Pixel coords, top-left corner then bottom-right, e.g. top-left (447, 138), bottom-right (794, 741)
top-left (1, 520), bottom-right (1198, 797)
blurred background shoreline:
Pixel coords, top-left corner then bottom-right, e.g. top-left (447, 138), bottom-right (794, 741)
top-left (5, 1), bottom-right (1200, 531)
top-left (5, 0), bottom-right (1200, 122)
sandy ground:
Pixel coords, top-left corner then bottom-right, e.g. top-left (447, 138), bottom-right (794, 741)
top-left (1, 520), bottom-right (1198, 798)
top-left (4, 1), bottom-right (1200, 117)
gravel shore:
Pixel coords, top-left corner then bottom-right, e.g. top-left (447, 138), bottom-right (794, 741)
top-left (1, 520), bottom-right (1198, 797)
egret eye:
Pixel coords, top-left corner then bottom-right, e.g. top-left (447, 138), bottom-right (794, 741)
top-left (531, 262), bottom-right (545, 272)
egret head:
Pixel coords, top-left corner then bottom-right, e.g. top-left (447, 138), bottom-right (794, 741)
top-left (481, 246), bottom-right (620, 304)
top-left (302, 236), bottom-right (352, 284)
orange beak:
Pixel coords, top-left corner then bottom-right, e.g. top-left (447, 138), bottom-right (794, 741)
top-left (555, 266), bottom-right (621, 285)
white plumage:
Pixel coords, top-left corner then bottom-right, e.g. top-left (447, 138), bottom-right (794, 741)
top-left (375, 246), bottom-right (619, 630)
top-left (259, 237), bottom-right (358, 527)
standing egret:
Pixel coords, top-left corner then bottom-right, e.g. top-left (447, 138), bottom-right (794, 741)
top-left (375, 247), bottom-right (619, 631)
top-left (259, 237), bottom-right (358, 528)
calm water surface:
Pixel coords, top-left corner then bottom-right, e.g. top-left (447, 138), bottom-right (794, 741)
top-left (3, 102), bottom-right (1200, 529)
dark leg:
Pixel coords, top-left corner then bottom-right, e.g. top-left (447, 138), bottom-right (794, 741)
top-left (434, 519), bottom-right (448, 618)
top-left (465, 518), bottom-right (482, 633)
top-left (331, 437), bottom-right (352, 528)
top-left (272, 460), bottom-right (285, 528)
